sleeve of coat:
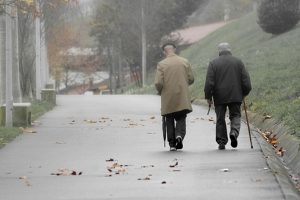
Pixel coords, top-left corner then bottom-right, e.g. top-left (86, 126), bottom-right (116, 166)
top-left (204, 62), bottom-right (214, 100)
top-left (154, 64), bottom-right (164, 95)
top-left (186, 62), bottom-right (194, 85)
top-left (240, 61), bottom-right (252, 97)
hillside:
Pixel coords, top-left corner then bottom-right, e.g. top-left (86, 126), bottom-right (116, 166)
top-left (182, 13), bottom-right (300, 137)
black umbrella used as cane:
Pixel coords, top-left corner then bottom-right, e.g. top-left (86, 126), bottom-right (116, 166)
top-left (162, 116), bottom-right (167, 147)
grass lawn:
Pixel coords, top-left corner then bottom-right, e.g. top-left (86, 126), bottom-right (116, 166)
top-left (0, 100), bottom-right (55, 148)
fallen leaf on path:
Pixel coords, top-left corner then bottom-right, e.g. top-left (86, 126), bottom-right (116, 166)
top-left (84, 119), bottom-right (97, 124)
top-left (20, 127), bottom-right (37, 133)
top-left (150, 116), bottom-right (155, 120)
top-left (169, 159), bottom-right (178, 168)
top-left (141, 165), bottom-right (155, 168)
top-left (147, 132), bottom-right (156, 135)
top-left (55, 141), bottom-right (66, 144)
top-left (276, 147), bottom-right (286, 157)
top-left (106, 162), bottom-right (127, 176)
top-left (172, 169), bottom-right (181, 172)
top-left (19, 176), bottom-right (32, 186)
top-left (219, 168), bottom-right (230, 172)
top-left (51, 169), bottom-right (82, 176)
top-left (138, 176), bottom-right (151, 181)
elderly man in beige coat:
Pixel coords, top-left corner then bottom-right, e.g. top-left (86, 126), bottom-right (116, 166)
top-left (155, 43), bottom-right (194, 151)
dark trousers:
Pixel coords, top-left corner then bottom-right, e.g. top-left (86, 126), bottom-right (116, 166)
top-left (215, 103), bottom-right (241, 145)
top-left (165, 111), bottom-right (187, 147)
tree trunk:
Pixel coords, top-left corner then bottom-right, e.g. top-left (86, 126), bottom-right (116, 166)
top-left (5, 3), bottom-right (13, 127)
top-left (35, 0), bottom-right (42, 100)
top-left (12, 8), bottom-right (22, 102)
top-left (0, 15), bottom-right (6, 105)
top-left (141, 0), bottom-right (147, 87)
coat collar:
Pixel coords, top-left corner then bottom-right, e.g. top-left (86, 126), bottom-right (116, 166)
top-left (166, 53), bottom-right (177, 58)
top-left (219, 51), bottom-right (232, 56)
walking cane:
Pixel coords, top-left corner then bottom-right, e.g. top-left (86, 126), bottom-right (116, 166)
top-left (243, 99), bottom-right (253, 149)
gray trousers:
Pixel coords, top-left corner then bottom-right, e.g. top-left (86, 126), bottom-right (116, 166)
top-left (165, 111), bottom-right (187, 147)
top-left (215, 103), bottom-right (241, 145)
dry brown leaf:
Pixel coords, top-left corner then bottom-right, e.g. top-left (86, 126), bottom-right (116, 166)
top-left (141, 165), bottom-right (155, 168)
top-left (55, 141), bottom-right (66, 144)
top-left (173, 169), bottom-right (181, 172)
top-left (19, 176), bottom-right (32, 186)
top-left (276, 147), bottom-right (286, 157)
top-left (51, 169), bottom-right (82, 176)
top-left (20, 127), bottom-right (37, 133)
top-left (138, 176), bottom-right (151, 181)
top-left (150, 116), bottom-right (155, 120)
top-left (169, 159), bottom-right (178, 168)
top-left (264, 115), bottom-right (272, 120)
top-left (84, 119), bottom-right (97, 124)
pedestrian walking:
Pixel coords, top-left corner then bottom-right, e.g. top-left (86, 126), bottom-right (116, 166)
top-left (204, 42), bottom-right (252, 150)
top-left (155, 43), bottom-right (194, 151)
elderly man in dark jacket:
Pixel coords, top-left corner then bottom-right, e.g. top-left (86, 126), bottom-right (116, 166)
top-left (204, 43), bottom-right (251, 150)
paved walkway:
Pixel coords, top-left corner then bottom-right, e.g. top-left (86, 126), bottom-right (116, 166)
top-left (0, 95), bottom-right (290, 199)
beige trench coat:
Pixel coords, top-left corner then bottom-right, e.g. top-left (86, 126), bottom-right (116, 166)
top-left (155, 54), bottom-right (194, 116)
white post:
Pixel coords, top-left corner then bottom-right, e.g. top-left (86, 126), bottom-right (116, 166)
top-left (141, 0), bottom-right (146, 87)
top-left (35, 0), bottom-right (42, 100)
top-left (5, 2), bottom-right (13, 127)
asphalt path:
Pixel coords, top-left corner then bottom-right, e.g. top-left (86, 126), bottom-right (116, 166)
top-left (0, 95), bottom-right (286, 200)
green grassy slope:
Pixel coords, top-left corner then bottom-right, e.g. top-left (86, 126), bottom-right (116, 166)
top-left (182, 13), bottom-right (300, 137)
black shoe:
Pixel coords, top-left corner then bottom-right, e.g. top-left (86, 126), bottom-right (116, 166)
top-left (176, 137), bottom-right (183, 150)
top-left (230, 134), bottom-right (238, 148)
top-left (218, 144), bottom-right (226, 150)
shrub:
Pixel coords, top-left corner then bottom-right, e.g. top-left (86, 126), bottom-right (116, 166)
top-left (257, 0), bottom-right (300, 34)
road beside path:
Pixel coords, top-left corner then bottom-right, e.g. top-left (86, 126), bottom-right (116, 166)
top-left (0, 95), bottom-right (291, 200)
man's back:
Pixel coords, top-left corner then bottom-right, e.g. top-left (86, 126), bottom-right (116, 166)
top-left (205, 52), bottom-right (251, 105)
top-left (155, 54), bottom-right (194, 115)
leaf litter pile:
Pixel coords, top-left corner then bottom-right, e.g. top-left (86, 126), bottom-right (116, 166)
top-left (105, 158), bottom-right (182, 185)
top-left (259, 130), bottom-right (286, 157)
top-left (105, 159), bottom-right (129, 177)
top-left (257, 116), bottom-right (300, 192)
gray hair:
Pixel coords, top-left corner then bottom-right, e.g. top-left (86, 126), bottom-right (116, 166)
top-left (218, 42), bottom-right (231, 53)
